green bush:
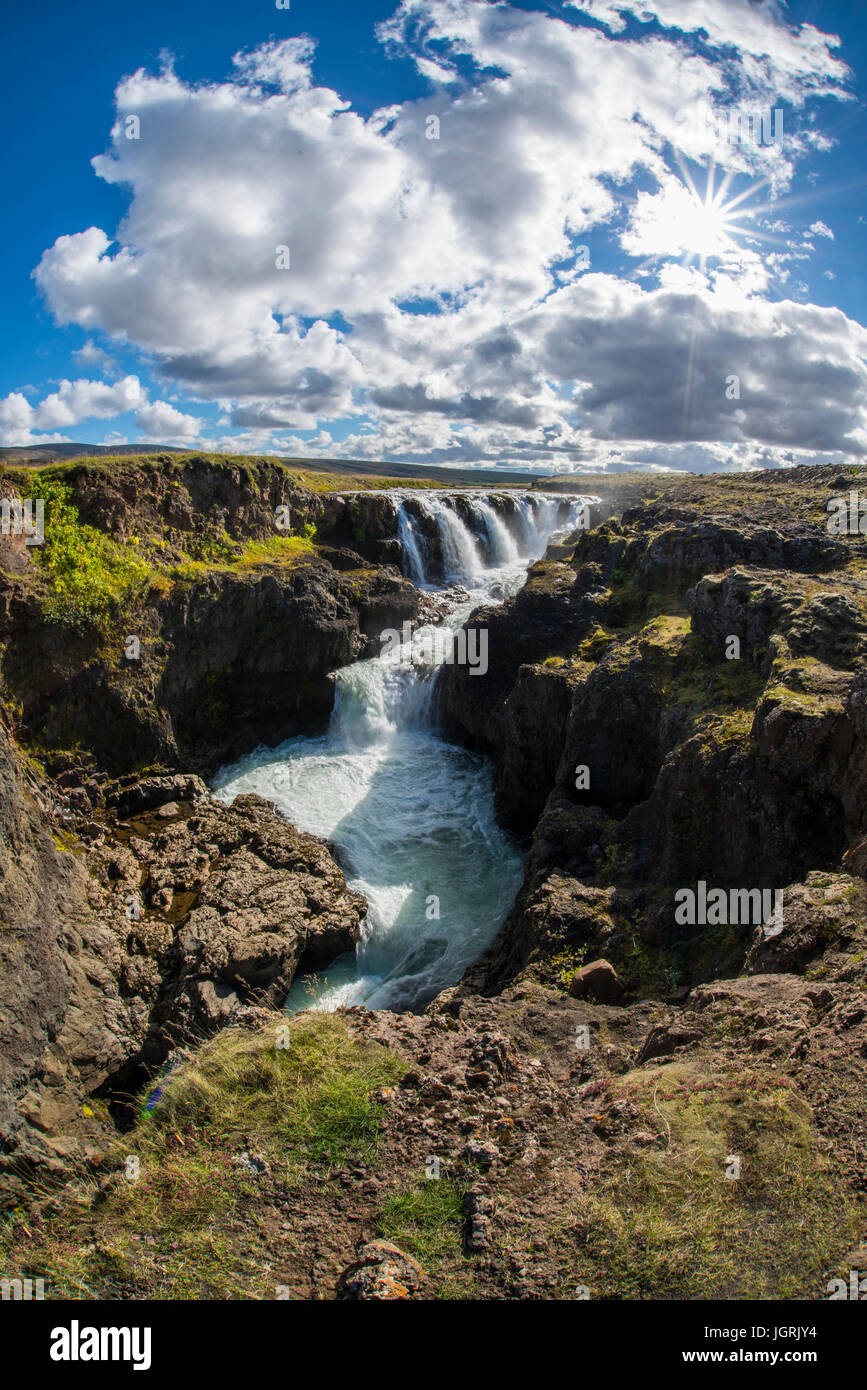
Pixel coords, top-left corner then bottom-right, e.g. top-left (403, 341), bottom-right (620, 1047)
top-left (28, 475), bottom-right (153, 631)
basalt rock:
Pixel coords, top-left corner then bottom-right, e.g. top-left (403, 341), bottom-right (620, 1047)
top-left (439, 560), bottom-right (601, 795)
top-left (57, 455), bottom-right (322, 550)
top-left (569, 958), bottom-right (625, 1004)
top-left (462, 466), bottom-right (867, 1002)
top-left (0, 728), bottom-right (365, 1203)
top-left (690, 567), bottom-right (866, 672)
top-left (0, 557), bottom-right (418, 778)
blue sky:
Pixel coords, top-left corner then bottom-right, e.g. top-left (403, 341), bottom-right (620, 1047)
top-left (1, 0), bottom-right (866, 473)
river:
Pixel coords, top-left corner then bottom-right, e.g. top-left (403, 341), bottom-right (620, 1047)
top-left (213, 491), bottom-right (589, 1012)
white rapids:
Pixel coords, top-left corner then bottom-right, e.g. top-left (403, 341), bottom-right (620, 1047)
top-left (213, 490), bottom-right (592, 1013)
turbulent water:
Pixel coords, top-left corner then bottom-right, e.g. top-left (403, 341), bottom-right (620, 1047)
top-left (213, 491), bottom-right (591, 1013)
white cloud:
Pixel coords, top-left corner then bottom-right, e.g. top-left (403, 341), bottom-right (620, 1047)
top-left (22, 0), bottom-right (862, 469)
top-left (0, 376), bottom-right (147, 443)
top-left (567, 0), bottom-right (850, 101)
top-left (134, 399), bottom-right (202, 442)
top-left (73, 340), bottom-right (117, 372)
top-left (29, 376), bottom-right (147, 429)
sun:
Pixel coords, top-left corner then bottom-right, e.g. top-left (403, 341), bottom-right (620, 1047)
top-left (625, 161), bottom-right (772, 272)
top-left (671, 162), bottom-right (771, 271)
top-left (678, 188), bottom-right (735, 257)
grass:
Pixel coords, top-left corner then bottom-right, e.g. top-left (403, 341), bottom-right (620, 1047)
top-left (139, 1011), bottom-right (404, 1172)
top-left (563, 1063), bottom-right (861, 1300)
top-left (168, 532), bottom-right (318, 583)
top-left (376, 1176), bottom-right (475, 1299)
top-left (1, 1012), bottom-right (405, 1300)
top-left (3, 450), bottom-right (452, 495)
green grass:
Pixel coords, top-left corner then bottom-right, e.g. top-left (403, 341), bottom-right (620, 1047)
top-left (141, 1011), bottom-right (404, 1172)
top-left (376, 1176), bottom-right (475, 1298)
top-left (4, 450), bottom-right (451, 495)
top-left (1, 1013), bottom-right (405, 1299)
top-left (27, 474), bottom-right (155, 631)
top-left (21, 473), bottom-right (323, 626)
top-left (564, 1064), bottom-right (861, 1300)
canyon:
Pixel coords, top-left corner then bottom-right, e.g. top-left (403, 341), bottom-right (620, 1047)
top-left (1, 454), bottom-right (866, 1300)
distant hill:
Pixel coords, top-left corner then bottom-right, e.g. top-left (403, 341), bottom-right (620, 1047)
top-left (0, 443), bottom-right (190, 464)
top-left (0, 442), bottom-right (549, 487)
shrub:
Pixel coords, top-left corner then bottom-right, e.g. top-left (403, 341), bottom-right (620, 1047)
top-left (28, 475), bottom-right (153, 631)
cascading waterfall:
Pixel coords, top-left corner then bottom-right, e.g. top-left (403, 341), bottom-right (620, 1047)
top-left (214, 489), bottom-right (594, 1013)
top-left (391, 489), bottom-right (589, 586)
top-left (474, 498), bottom-right (520, 566)
top-left (396, 506), bottom-right (427, 587)
top-left (427, 496), bottom-right (484, 584)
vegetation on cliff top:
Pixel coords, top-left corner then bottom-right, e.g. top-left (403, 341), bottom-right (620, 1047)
top-left (22, 473), bottom-right (320, 631)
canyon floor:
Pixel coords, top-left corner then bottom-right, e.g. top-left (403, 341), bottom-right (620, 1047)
top-left (1, 454), bottom-right (866, 1300)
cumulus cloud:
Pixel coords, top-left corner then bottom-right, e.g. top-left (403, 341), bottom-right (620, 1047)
top-left (134, 399), bottom-right (203, 442)
top-left (0, 376), bottom-right (204, 448)
top-left (0, 376), bottom-right (147, 443)
top-left (532, 275), bottom-right (867, 454)
top-left (22, 0), bottom-right (863, 469)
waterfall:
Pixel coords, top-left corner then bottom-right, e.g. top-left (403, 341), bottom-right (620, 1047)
top-left (474, 498), bottom-right (520, 565)
top-left (394, 489), bottom-right (593, 587)
top-left (214, 487), bottom-right (596, 1013)
top-left (396, 505), bottom-right (427, 586)
top-left (427, 496), bottom-right (484, 584)
top-left (513, 495), bottom-right (537, 554)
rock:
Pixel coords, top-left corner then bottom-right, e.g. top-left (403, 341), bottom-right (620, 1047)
top-left (462, 1190), bottom-right (494, 1254)
top-left (399, 1069), bottom-right (424, 1089)
top-left (745, 875), bottom-right (867, 979)
top-left (0, 735), bottom-right (366, 1198)
top-left (569, 958), bottom-right (624, 1003)
top-left (636, 1022), bottom-right (702, 1064)
top-left (463, 1140), bottom-right (499, 1168)
top-left (419, 1076), bottom-right (452, 1100)
top-left (234, 1152), bottom-right (270, 1176)
top-left (340, 1241), bottom-right (423, 1300)
top-left (108, 775), bottom-right (209, 818)
top-left (439, 560), bottom-right (599, 828)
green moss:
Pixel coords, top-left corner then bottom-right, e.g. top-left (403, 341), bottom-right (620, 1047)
top-left (602, 574), bottom-right (690, 629)
top-left (579, 624), bottom-right (617, 660)
top-left (543, 944), bottom-right (591, 991)
top-left (763, 683), bottom-right (842, 715)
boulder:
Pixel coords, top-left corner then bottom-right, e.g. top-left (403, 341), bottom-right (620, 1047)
top-left (340, 1241), bottom-right (423, 1300)
top-left (569, 958), bottom-right (625, 1003)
